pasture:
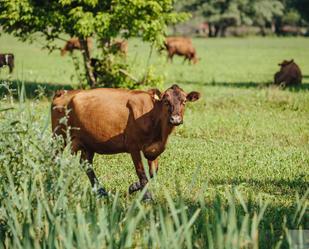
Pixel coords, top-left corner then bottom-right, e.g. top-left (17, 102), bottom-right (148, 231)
top-left (0, 34), bottom-right (308, 248)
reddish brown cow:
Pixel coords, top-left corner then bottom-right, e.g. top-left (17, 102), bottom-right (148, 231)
top-left (101, 39), bottom-right (128, 55)
top-left (51, 85), bottom-right (200, 200)
top-left (164, 37), bottom-right (198, 64)
top-left (61, 38), bottom-right (93, 56)
top-left (274, 59), bottom-right (302, 86)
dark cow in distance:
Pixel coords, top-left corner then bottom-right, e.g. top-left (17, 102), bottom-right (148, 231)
top-left (274, 59), bottom-right (302, 86)
top-left (0, 53), bottom-right (14, 73)
top-left (51, 85), bottom-right (201, 200)
top-left (61, 38), bottom-right (93, 56)
top-left (164, 37), bottom-right (199, 64)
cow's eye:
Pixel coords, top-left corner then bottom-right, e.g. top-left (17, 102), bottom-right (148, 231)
top-left (164, 99), bottom-right (170, 105)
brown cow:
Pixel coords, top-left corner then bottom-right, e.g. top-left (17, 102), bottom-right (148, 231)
top-left (51, 85), bottom-right (201, 200)
top-left (61, 38), bottom-right (93, 56)
top-left (274, 59), bottom-right (302, 86)
top-left (111, 39), bottom-right (128, 55)
top-left (101, 39), bottom-right (128, 56)
top-left (0, 53), bottom-right (14, 73)
top-left (164, 37), bottom-right (198, 64)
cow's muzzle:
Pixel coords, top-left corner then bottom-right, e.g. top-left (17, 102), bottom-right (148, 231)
top-left (169, 115), bottom-right (183, 126)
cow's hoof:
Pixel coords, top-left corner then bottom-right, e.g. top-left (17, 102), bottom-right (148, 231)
top-left (97, 187), bottom-right (108, 198)
top-left (142, 191), bottom-right (153, 202)
top-left (129, 182), bottom-right (141, 194)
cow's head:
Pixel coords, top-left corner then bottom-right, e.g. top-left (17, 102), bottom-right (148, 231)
top-left (278, 59), bottom-right (294, 68)
top-left (151, 84), bottom-right (200, 126)
top-left (192, 56), bottom-right (200, 64)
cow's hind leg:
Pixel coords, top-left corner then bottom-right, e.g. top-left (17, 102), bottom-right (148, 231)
top-left (82, 151), bottom-right (108, 197)
top-left (72, 139), bottom-right (108, 197)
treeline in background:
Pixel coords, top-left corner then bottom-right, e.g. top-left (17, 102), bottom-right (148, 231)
top-left (172, 0), bottom-right (309, 37)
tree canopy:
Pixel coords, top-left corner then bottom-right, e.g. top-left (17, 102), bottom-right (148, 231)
top-left (0, 0), bottom-right (187, 87)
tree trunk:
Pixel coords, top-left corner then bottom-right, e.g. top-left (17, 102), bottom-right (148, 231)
top-left (259, 25), bottom-right (266, 36)
top-left (209, 23), bottom-right (214, 37)
top-left (214, 24), bottom-right (221, 37)
top-left (80, 38), bottom-right (96, 88)
top-left (221, 26), bottom-right (228, 37)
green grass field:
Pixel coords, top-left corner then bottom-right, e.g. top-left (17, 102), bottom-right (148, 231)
top-left (0, 34), bottom-right (308, 248)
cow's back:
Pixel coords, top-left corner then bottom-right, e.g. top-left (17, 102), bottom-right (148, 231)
top-left (166, 37), bottom-right (192, 45)
top-left (65, 88), bottom-right (154, 153)
top-left (170, 40), bottom-right (195, 55)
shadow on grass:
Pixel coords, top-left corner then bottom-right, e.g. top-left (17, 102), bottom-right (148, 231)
top-left (180, 80), bottom-right (309, 91)
top-left (208, 175), bottom-right (308, 197)
top-left (155, 189), bottom-right (306, 249)
top-left (1, 79), bottom-right (308, 100)
top-left (0, 79), bottom-right (74, 99)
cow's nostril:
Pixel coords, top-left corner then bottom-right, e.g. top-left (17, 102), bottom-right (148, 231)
top-left (169, 115), bottom-right (182, 125)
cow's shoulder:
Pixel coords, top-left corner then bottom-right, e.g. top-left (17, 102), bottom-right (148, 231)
top-left (127, 91), bottom-right (154, 119)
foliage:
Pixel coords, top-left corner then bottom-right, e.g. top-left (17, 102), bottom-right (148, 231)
top-left (284, 0), bottom-right (309, 24)
top-left (90, 47), bottom-right (164, 89)
top-left (282, 10), bottom-right (302, 25)
top-left (179, 0), bottom-right (309, 37)
top-left (183, 0), bottom-right (252, 37)
top-left (250, 0), bottom-right (284, 30)
top-left (0, 0), bottom-right (188, 87)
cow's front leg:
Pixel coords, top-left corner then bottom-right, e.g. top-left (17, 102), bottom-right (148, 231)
top-left (129, 158), bottom-right (158, 196)
top-left (148, 158), bottom-right (159, 178)
top-left (129, 151), bottom-right (152, 200)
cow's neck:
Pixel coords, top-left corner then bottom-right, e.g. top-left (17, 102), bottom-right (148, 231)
top-left (142, 102), bottom-right (174, 160)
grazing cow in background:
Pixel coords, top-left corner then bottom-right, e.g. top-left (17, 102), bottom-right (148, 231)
top-left (0, 53), bottom-right (14, 73)
top-left (111, 39), bottom-right (128, 55)
top-left (164, 37), bottom-right (199, 64)
top-left (274, 59), bottom-right (302, 86)
top-left (101, 39), bottom-right (128, 56)
top-left (51, 85), bottom-right (201, 200)
top-left (61, 38), bottom-right (93, 56)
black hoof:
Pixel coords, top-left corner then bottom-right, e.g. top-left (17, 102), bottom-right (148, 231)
top-left (142, 191), bottom-right (153, 202)
top-left (97, 187), bottom-right (108, 198)
top-left (129, 182), bottom-right (141, 194)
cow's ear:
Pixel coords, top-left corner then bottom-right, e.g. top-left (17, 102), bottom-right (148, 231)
top-left (148, 88), bottom-right (162, 101)
top-left (186, 91), bottom-right (201, 102)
